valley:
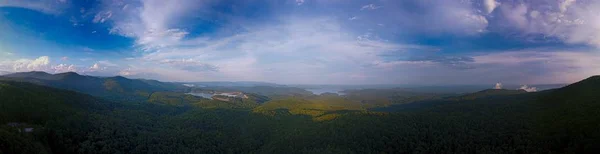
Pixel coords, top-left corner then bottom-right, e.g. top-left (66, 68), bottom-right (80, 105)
top-left (4, 0), bottom-right (600, 153)
top-left (0, 72), bottom-right (599, 153)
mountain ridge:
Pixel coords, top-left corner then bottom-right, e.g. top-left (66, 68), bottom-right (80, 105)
top-left (1, 71), bottom-right (186, 100)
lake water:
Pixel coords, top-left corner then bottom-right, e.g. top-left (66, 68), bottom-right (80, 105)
top-left (186, 92), bottom-right (245, 99)
top-left (305, 88), bottom-right (345, 95)
top-left (186, 92), bottom-right (213, 99)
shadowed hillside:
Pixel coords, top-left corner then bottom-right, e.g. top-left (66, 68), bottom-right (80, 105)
top-left (530, 76), bottom-right (600, 152)
top-left (0, 81), bottom-right (115, 154)
top-left (452, 89), bottom-right (528, 100)
top-left (1, 71), bottom-right (186, 101)
top-left (1, 74), bottom-right (600, 153)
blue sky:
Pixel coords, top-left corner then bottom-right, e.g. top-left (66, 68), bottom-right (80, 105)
top-left (1, 0), bottom-right (599, 85)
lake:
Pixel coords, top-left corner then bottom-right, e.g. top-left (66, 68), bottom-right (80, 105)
top-left (305, 88), bottom-right (345, 95)
top-left (186, 92), bottom-right (213, 99)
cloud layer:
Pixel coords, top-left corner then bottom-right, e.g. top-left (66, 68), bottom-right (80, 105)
top-left (1, 0), bottom-right (599, 85)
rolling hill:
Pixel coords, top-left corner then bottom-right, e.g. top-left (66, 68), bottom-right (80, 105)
top-left (0, 81), bottom-right (113, 124)
top-left (1, 71), bottom-right (186, 101)
top-left (530, 76), bottom-right (600, 152)
top-left (0, 81), bottom-right (116, 154)
top-left (193, 86), bottom-right (314, 98)
top-left (2, 72), bottom-right (600, 153)
top-left (451, 89), bottom-right (528, 100)
top-left (253, 95), bottom-right (367, 121)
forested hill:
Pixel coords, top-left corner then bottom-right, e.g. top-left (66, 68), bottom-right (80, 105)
top-left (1, 71), bottom-right (186, 100)
top-left (0, 81), bottom-right (116, 153)
top-left (1, 75), bottom-right (599, 153)
top-left (0, 81), bottom-right (114, 124)
top-left (529, 76), bottom-right (600, 152)
top-left (451, 89), bottom-right (528, 100)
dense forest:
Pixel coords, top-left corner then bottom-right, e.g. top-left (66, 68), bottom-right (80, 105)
top-left (1, 73), bottom-right (599, 153)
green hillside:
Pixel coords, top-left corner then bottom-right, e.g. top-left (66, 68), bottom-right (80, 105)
top-left (0, 81), bottom-right (112, 124)
top-left (452, 89), bottom-right (528, 100)
top-left (530, 76), bottom-right (600, 152)
top-left (1, 74), bottom-right (600, 153)
top-left (0, 81), bottom-right (113, 154)
top-left (342, 88), bottom-right (444, 107)
top-left (148, 92), bottom-right (261, 109)
top-left (199, 86), bottom-right (314, 98)
top-left (1, 72), bottom-right (186, 101)
top-left (254, 96), bottom-right (366, 121)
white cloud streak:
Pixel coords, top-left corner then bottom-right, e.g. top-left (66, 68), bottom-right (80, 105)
top-left (12, 56), bottom-right (50, 71)
top-left (498, 0), bottom-right (600, 47)
top-left (104, 0), bottom-right (203, 51)
top-left (483, 0), bottom-right (499, 14)
top-left (53, 64), bottom-right (77, 73)
top-left (80, 0), bottom-right (600, 84)
top-left (0, 56), bottom-right (119, 76)
top-left (0, 0), bottom-right (67, 14)
top-left (110, 14), bottom-right (417, 83)
top-left (518, 85), bottom-right (537, 92)
top-left (360, 4), bottom-right (381, 11)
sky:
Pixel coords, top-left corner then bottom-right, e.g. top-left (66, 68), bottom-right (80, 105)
top-left (0, 0), bottom-right (599, 85)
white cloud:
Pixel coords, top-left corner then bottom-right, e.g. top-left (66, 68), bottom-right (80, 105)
top-left (117, 67), bottom-right (162, 78)
top-left (89, 0), bottom-right (498, 83)
top-left (98, 60), bottom-right (118, 67)
top-left (9, 60), bottom-right (28, 72)
top-left (518, 85), bottom-right (537, 92)
top-left (500, 4), bottom-right (528, 29)
top-left (104, 0), bottom-right (203, 51)
top-left (83, 47), bottom-right (94, 52)
top-left (90, 63), bottom-right (100, 70)
top-left (483, 0), bottom-right (499, 14)
top-left (53, 64), bottom-right (77, 73)
top-left (82, 0), bottom-right (600, 84)
top-left (117, 16), bottom-right (421, 83)
top-left (1, 56), bottom-right (82, 74)
top-left (296, 0), bottom-right (305, 6)
top-left (559, 0), bottom-right (576, 13)
top-left (159, 59), bottom-right (218, 72)
top-left (361, 4), bottom-right (381, 11)
top-left (15, 56), bottom-right (50, 71)
top-left (0, 0), bottom-right (66, 14)
top-left (350, 49), bottom-right (600, 85)
top-left (119, 68), bottom-right (135, 76)
top-left (375, 0), bottom-right (489, 35)
top-left (494, 82), bottom-right (503, 89)
top-left (498, 0), bottom-right (600, 47)
top-left (470, 50), bottom-right (600, 84)
top-left (93, 11), bottom-right (112, 23)
top-left (88, 63), bottom-right (109, 72)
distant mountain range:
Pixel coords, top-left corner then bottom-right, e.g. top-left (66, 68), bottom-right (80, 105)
top-left (0, 80), bottom-right (113, 124)
top-left (179, 81), bottom-right (282, 87)
top-left (1, 71), bottom-right (599, 153)
top-left (0, 71), bottom-right (11, 75)
top-left (1, 71), bottom-right (186, 101)
top-left (0, 71), bottom-right (571, 101)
